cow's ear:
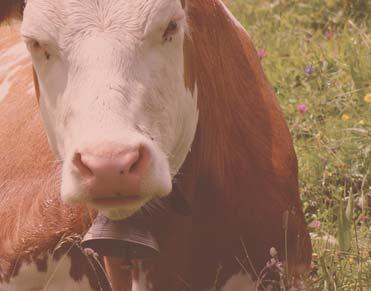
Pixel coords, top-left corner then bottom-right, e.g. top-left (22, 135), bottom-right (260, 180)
top-left (183, 0), bottom-right (265, 98)
top-left (0, 0), bottom-right (25, 24)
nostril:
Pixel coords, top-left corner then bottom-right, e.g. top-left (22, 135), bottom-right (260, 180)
top-left (128, 150), bottom-right (141, 174)
top-left (114, 149), bottom-right (140, 175)
top-left (72, 152), bottom-right (94, 176)
top-left (128, 145), bottom-right (150, 176)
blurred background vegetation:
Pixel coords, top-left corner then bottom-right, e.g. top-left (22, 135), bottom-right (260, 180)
top-left (227, 0), bottom-right (370, 290)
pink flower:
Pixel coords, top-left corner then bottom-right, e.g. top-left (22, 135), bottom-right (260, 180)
top-left (310, 262), bottom-right (316, 270)
top-left (308, 220), bottom-right (321, 229)
top-left (296, 104), bottom-right (309, 114)
top-left (257, 48), bottom-right (267, 60)
top-left (325, 30), bottom-right (333, 40)
top-left (359, 215), bottom-right (368, 223)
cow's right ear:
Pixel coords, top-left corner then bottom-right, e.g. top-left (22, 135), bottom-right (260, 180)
top-left (0, 0), bottom-right (25, 24)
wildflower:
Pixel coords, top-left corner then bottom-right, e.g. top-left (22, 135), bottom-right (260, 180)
top-left (310, 262), bottom-right (317, 270)
top-left (276, 261), bottom-right (284, 273)
top-left (359, 215), bottom-right (368, 223)
top-left (304, 64), bottom-right (315, 75)
top-left (364, 93), bottom-right (371, 103)
top-left (270, 247), bottom-right (278, 257)
top-left (357, 196), bottom-right (368, 210)
top-left (325, 30), bottom-right (333, 40)
top-left (296, 104), bottom-right (309, 114)
top-left (257, 48), bottom-right (267, 60)
top-left (308, 220), bottom-right (321, 229)
top-left (341, 114), bottom-right (351, 121)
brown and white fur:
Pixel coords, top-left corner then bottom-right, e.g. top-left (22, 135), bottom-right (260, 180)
top-left (0, 0), bottom-right (312, 290)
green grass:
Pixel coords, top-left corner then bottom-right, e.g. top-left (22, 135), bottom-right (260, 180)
top-left (228, 0), bottom-right (371, 290)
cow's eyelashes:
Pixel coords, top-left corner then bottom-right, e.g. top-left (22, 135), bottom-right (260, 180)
top-left (163, 20), bottom-right (178, 43)
top-left (32, 40), bottom-right (40, 49)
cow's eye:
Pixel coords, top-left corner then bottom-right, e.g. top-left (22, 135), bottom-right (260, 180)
top-left (25, 39), bottom-right (51, 60)
top-left (163, 20), bottom-right (179, 43)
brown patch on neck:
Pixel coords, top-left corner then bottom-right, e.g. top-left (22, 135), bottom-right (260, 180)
top-left (179, 0), bottom-right (311, 288)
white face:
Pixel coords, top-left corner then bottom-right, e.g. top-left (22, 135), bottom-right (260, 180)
top-left (21, 0), bottom-right (198, 220)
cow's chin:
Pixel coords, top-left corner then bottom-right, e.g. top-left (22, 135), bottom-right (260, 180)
top-left (88, 196), bottom-right (153, 220)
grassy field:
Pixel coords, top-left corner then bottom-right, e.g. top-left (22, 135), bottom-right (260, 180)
top-left (227, 0), bottom-right (370, 290)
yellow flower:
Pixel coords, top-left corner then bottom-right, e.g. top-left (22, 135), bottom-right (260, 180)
top-left (364, 93), bottom-right (371, 103)
top-left (342, 114), bottom-right (351, 121)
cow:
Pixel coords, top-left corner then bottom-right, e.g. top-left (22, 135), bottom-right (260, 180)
top-left (0, 0), bottom-right (312, 290)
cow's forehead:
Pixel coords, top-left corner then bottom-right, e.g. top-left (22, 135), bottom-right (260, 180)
top-left (22, 0), bottom-right (183, 43)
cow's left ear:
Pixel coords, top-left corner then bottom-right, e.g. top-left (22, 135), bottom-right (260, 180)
top-left (0, 0), bottom-right (24, 24)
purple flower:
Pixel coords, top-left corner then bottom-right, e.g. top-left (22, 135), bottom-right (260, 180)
top-left (304, 64), bottom-right (315, 75)
top-left (257, 48), bottom-right (267, 60)
top-left (296, 104), bottom-right (309, 114)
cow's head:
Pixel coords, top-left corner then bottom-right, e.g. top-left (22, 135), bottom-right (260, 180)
top-left (16, 0), bottom-right (198, 220)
